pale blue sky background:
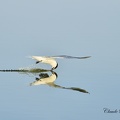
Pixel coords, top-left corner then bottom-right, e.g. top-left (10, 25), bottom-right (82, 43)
top-left (0, 0), bottom-right (120, 120)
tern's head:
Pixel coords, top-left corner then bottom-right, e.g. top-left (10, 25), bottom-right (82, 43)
top-left (51, 63), bottom-right (58, 70)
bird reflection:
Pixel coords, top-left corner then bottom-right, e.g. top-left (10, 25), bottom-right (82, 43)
top-left (30, 71), bottom-right (89, 94)
top-left (0, 67), bottom-right (89, 94)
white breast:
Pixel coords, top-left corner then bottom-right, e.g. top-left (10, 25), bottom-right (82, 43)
top-left (30, 73), bottom-right (57, 86)
top-left (32, 56), bottom-right (58, 69)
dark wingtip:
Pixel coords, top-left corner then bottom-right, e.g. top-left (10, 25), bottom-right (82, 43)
top-left (82, 56), bottom-right (91, 59)
top-left (36, 61), bottom-right (40, 64)
top-left (87, 56), bottom-right (91, 58)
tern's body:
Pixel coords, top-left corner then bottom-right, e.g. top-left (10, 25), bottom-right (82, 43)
top-left (30, 72), bottom-right (57, 86)
top-left (31, 55), bottom-right (91, 70)
top-left (32, 56), bottom-right (58, 70)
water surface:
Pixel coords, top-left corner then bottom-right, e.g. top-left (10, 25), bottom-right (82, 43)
top-left (0, 0), bottom-right (120, 119)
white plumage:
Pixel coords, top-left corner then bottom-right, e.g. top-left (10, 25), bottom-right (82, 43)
top-left (32, 56), bottom-right (58, 70)
top-left (30, 72), bottom-right (57, 86)
top-left (31, 55), bottom-right (91, 70)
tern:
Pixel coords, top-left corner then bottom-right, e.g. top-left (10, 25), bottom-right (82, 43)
top-left (30, 72), bottom-right (89, 93)
top-left (31, 55), bottom-right (91, 70)
top-left (30, 71), bottom-right (57, 86)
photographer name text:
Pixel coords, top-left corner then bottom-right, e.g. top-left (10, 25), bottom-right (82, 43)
top-left (103, 108), bottom-right (120, 113)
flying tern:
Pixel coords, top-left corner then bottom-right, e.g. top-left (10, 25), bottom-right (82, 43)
top-left (31, 55), bottom-right (91, 70)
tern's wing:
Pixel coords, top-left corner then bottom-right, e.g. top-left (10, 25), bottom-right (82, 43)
top-left (47, 83), bottom-right (89, 93)
top-left (65, 87), bottom-right (89, 93)
top-left (50, 55), bottom-right (91, 59)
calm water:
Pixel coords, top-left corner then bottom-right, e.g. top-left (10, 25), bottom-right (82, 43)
top-left (0, 50), bottom-right (120, 120)
top-left (0, 0), bottom-right (120, 119)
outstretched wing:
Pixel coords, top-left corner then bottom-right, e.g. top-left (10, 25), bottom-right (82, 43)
top-left (51, 55), bottom-right (91, 59)
top-left (47, 83), bottom-right (89, 94)
top-left (65, 87), bottom-right (90, 93)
